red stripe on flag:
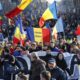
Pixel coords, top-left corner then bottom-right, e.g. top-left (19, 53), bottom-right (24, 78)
top-left (42, 28), bottom-right (50, 43)
top-left (20, 38), bottom-right (25, 46)
top-left (39, 17), bottom-right (45, 28)
top-left (53, 33), bottom-right (58, 40)
top-left (75, 25), bottom-right (80, 35)
top-left (5, 7), bottom-right (22, 19)
top-left (13, 37), bottom-right (20, 44)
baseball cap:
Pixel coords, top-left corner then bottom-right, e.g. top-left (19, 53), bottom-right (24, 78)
top-left (48, 58), bottom-right (56, 64)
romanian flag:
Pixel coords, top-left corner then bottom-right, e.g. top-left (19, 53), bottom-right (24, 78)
top-left (13, 21), bottom-right (21, 44)
top-left (13, 16), bottom-right (26, 46)
top-left (52, 17), bottom-right (64, 40)
top-left (52, 25), bottom-right (58, 40)
top-left (5, 0), bottom-right (32, 19)
top-left (26, 27), bottom-right (50, 43)
top-left (39, 1), bottom-right (57, 28)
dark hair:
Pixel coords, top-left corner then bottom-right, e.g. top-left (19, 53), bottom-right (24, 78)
top-left (4, 47), bottom-right (9, 53)
top-left (56, 53), bottom-right (64, 60)
top-left (20, 46), bottom-right (26, 51)
top-left (41, 70), bottom-right (51, 80)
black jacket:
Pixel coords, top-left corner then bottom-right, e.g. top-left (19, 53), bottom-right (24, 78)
top-left (29, 59), bottom-right (46, 80)
top-left (48, 67), bottom-right (67, 80)
top-left (69, 55), bottom-right (80, 75)
top-left (56, 56), bottom-right (67, 71)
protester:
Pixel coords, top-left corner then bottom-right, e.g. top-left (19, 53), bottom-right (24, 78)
top-left (2, 53), bottom-right (21, 80)
top-left (47, 58), bottom-right (67, 80)
top-left (56, 53), bottom-right (68, 71)
top-left (69, 49), bottom-right (80, 80)
top-left (42, 46), bottom-right (54, 68)
top-left (29, 52), bottom-right (46, 80)
top-left (29, 42), bottom-right (39, 53)
top-left (0, 6), bottom-right (80, 80)
top-left (13, 46), bottom-right (22, 57)
top-left (40, 70), bottom-right (51, 80)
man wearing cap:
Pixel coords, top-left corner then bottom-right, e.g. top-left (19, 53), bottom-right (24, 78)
top-left (47, 58), bottom-right (67, 80)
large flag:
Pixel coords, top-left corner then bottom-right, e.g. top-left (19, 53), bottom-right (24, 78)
top-left (39, 1), bottom-right (57, 28)
top-left (5, 0), bottom-right (32, 19)
top-left (13, 20), bottom-right (21, 44)
top-left (19, 16), bottom-right (26, 46)
top-left (13, 16), bottom-right (26, 46)
top-left (52, 17), bottom-right (64, 40)
top-left (26, 27), bottom-right (50, 43)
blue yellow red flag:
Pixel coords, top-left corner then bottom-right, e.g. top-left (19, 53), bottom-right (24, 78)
top-left (26, 27), bottom-right (50, 43)
top-left (39, 1), bottom-right (58, 28)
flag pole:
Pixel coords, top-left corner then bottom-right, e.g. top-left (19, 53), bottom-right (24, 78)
top-left (54, 0), bottom-right (58, 18)
top-left (55, 1), bottom-right (66, 41)
top-left (51, 1), bottom-right (58, 43)
top-left (63, 26), bottom-right (66, 40)
top-left (61, 17), bottom-right (66, 40)
top-left (54, 0), bottom-right (59, 42)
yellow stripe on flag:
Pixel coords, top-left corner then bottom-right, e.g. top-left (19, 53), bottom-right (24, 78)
top-left (34, 28), bottom-right (43, 43)
top-left (20, 34), bottom-right (26, 39)
top-left (52, 26), bottom-right (57, 35)
top-left (42, 8), bottom-right (54, 20)
top-left (14, 27), bottom-right (21, 40)
top-left (18, 0), bottom-right (32, 10)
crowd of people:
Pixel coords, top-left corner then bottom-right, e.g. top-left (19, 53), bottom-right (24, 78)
top-left (0, 37), bottom-right (79, 80)
top-left (0, 12), bottom-right (80, 80)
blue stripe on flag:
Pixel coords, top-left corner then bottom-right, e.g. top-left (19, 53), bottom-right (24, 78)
top-left (17, 16), bottom-right (23, 33)
top-left (49, 1), bottom-right (58, 19)
top-left (26, 27), bottom-right (34, 42)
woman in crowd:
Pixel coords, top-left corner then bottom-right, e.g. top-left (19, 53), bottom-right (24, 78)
top-left (56, 53), bottom-right (68, 71)
top-left (69, 49), bottom-right (80, 80)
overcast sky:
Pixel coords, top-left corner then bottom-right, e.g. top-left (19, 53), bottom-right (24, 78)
top-left (46, 0), bottom-right (62, 4)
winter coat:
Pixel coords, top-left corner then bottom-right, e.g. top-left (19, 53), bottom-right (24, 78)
top-left (48, 67), bottom-right (67, 80)
top-left (13, 51), bottom-right (21, 57)
top-left (3, 55), bottom-right (21, 80)
top-left (56, 54), bottom-right (68, 71)
top-left (69, 55), bottom-right (80, 79)
top-left (29, 59), bottom-right (46, 80)
top-left (69, 55), bottom-right (80, 75)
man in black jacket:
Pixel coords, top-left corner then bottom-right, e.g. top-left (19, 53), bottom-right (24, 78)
top-left (47, 58), bottom-right (67, 80)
